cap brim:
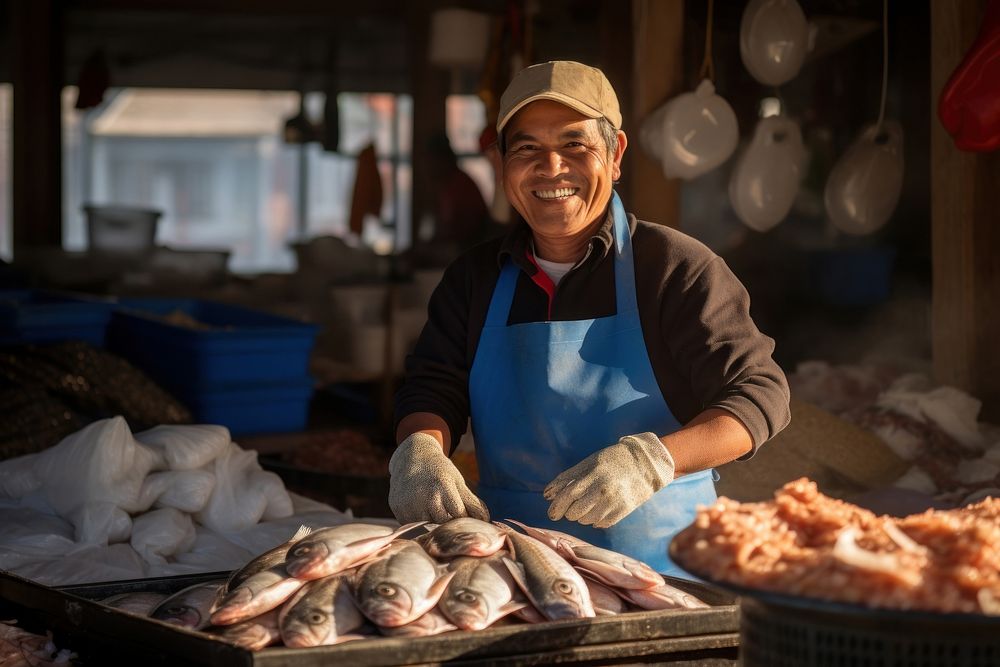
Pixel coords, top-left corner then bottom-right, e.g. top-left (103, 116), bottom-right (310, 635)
top-left (497, 92), bottom-right (604, 133)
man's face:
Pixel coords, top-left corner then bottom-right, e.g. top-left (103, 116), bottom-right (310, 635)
top-left (502, 100), bottom-right (626, 240)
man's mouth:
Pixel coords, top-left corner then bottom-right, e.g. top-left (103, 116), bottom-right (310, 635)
top-left (532, 187), bottom-right (579, 200)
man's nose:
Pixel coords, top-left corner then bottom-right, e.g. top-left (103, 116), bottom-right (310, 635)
top-left (534, 150), bottom-right (568, 177)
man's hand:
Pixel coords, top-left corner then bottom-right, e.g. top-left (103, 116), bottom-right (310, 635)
top-left (388, 432), bottom-right (490, 524)
top-left (543, 433), bottom-right (675, 529)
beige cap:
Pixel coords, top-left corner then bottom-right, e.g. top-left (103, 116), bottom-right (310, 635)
top-left (496, 60), bottom-right (622, 133)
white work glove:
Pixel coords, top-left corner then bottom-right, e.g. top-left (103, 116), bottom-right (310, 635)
top-left (543, 432), bottom-right (675, 529)
top-left (388, 432), bottom-right (490, 524)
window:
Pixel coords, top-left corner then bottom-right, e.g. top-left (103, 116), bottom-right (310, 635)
top-left (446, 94), bottom-right (494, 206)
top-left (62, 88), bottom-right (413, 272)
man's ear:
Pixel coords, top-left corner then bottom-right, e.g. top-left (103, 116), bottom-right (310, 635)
top-left (612, 130), bottom-right (628, 181)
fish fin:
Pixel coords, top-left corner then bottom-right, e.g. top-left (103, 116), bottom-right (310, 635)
top-left (289, 525), bottom-right (313, 543)
top-left (393, 520), bottom-right (429, 539)
top-left (497, 600), bottom-right (529, 618)
top-left (573, 565), bottom-right (616, 589)
top-left (331, 633), bottom-right (369, 644)
top-left (424, 571), bottom-right (457, 609)
top-left (500, 556), bottom-right (530, 598)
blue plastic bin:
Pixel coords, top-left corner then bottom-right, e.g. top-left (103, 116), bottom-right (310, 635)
top-left (183, 378), bottom-right (315, 435)
top-left (0, 290), bottom-right (115, 346)
top-left (107, 298), bottom-right (320, 392)
top-left (106, 298), bottom-right (320, 434)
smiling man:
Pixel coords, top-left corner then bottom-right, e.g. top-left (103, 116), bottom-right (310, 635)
top-left (389, 61), bottom-right (790, 576)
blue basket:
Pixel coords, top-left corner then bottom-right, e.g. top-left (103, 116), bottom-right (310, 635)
top-left (107, 298), bottom-right (320, 393)
top-left (183, 378), bottom-right (315, 435)
top-left (0, 290), bottom-right (115, 347)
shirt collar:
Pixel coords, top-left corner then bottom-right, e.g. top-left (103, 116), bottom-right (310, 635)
top-left (497, 206), bottom-right (615, 274)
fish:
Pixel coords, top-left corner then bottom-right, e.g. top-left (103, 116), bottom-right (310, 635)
top-left (511, 604), bottom-right (547, 624)
top-left (417, 518), bottom-right (506, 559)
top-left (284, 522), bottom-right (424, 580)
top-left (556, 542), bottom-right (665, 590)
top-left (226, 525), bottom-right (312, 593)
top-left (616, 582), bottom-right (710, 611)
top-left (584, 578), bottom-right (629, 616)
top-left (278, 574), bottom-right (367, 647)
top-left (438, 556), bottom-right (528, 631)
top-left (353, 541), bottom-right (455, 627)
top-left (210, 565), bottom-right (305, 626)
top-left (502, 518), bottom-right (587, 550)
top-left (496, 524), bottom-right (595, 620)
top-left (213, 608), bottom-right (282, 651)
top-left (150, 581), bottom-right (225, 630)
top-left (377, 607), bottom-right (458, 637)
top-left (100, 591), bottom-right (168, 616)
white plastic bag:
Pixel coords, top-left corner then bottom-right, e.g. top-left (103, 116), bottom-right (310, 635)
top-left (0, 453), bottom-right (41, 499)
top-left (31, 417), bottom-right (158, 517)
top-left (68, 502), bottom-right (133, 544)
top-left (134, 424), bottom-right (231, 471)
top-left (0, 506), bottom-right (77, 570)
top-left (152, 469), bottom-right (216, 513)
top-left (130, 508), bottom-right (197, 565)
top-left (196, 443), bottom-right (277, 533)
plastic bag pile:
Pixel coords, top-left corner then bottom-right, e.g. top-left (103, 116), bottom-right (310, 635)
top-left (789, 361), bottom-right (1000, 505)
top-left (0, 417), bottom-right (387, 586)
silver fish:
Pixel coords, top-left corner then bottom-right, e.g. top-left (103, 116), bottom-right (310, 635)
top-left (215, 608), bottom-right (282, 651)
top-left (584, 578), bottom-right (628, 616)
top-left (100, 591), bottom-right (167, 616)
top-left (557, 542), bottom-right (665, 590)
top-left (503, 519), bottom-right (587, 550)
top-left (150, 581), bottom-right (225, 630)
top-left (511, 604), bottom-right (547, 624)
top-left (226, 525), bottom-right (312, 593)
top-left (210, 565), bottom-right (305, 626)
top-left (418, 518), bottom-right (506, 559)
top-left (353, 541), bottom-right (454, 627)
top-left (618, 582), bottom-right (710, 610)
top-left (497, 524), bottom-right (595, 620)
top-left (284, 522), bottom-right (424, 580)
top-left (377, 607), bottom-right (458, 637)
top-left (278, 574), bottom-right (366, 648)
top-left (439, 556), bottom-right (527, 631)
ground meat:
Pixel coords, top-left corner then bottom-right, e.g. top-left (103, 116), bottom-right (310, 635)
top-left (673, 478), bottom-right (1000, 614)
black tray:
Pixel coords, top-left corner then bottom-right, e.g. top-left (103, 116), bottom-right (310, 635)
top-left (0, 569), bottom-right (740, 666)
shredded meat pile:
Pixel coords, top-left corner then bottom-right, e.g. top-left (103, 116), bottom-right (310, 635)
top-left (673, 478), bottom-right (1000, 615)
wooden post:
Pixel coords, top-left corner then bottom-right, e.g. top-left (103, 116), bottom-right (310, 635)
top-left (628, 0), bottom-right (684, 228)
top-left (931, 0), bottom-right (1000, 419)
top-left (10, 0), bottom-right (64, 251)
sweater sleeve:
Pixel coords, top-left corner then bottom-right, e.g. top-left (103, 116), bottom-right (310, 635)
top-left (664, 256), bottom-right (791, 452)
top-left (393, 259), bottom-right (474, 454)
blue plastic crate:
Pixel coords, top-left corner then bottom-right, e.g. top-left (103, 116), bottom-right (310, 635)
top-left (181, 378), bottom-right (315, 435)
top-left (107, 298), bottom-right (320, 394)
top-left (0, 290), bottom-right (115, 347)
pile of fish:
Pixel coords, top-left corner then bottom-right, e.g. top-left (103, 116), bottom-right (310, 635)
top-left (99, 519), bottom-right (709, 650)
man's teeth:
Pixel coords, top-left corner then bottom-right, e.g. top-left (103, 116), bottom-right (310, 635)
top-left (533, 188), bottom-right (577, 200)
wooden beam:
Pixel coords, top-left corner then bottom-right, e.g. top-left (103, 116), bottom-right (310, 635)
top-left (11, 0), bottom-right (64, 251)
top-left (628, 0), bottom-right (683, 227)
top-left (931, 0), bottom-right (1000, 419)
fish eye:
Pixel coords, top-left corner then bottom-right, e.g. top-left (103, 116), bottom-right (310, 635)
top-left (291, 545), bottom-right (309, 556)
top-left (308, 611), bottom-right (327, 624)
top-left (458, 591), bottom-right (477, 603)
top-left (376, 583), bottom-right (397, 598)
top-left (554, 580), bottom-right (575, 594)
top-left (165, 606), bottom-right (186, 615)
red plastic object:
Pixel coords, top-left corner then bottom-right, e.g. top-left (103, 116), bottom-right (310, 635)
top-left (938, 0), bottom-right (1000, 152)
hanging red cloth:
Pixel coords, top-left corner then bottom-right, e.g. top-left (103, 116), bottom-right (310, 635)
top-left (348, 143), bottom-right (383, 236)
top-left (938, 0), bottom-right (1000, 152)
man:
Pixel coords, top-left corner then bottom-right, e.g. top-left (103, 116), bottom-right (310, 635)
top-left (389, 61), bottom-right (790, 576)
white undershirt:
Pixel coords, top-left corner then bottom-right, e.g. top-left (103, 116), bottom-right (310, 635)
top-left (533, 255), bottom-right (576, 286)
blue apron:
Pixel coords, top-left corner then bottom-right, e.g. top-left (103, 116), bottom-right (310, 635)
top-left (468, 192), bottom-right (717, 577)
